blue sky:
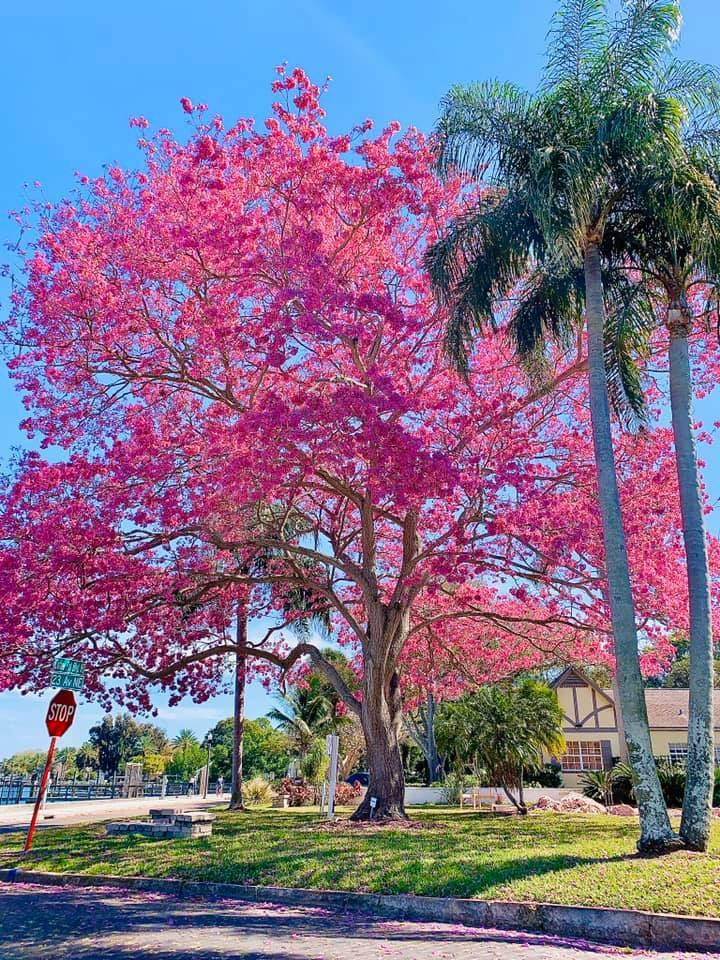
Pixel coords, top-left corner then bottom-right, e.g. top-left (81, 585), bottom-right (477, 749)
top-left (2, 0), bottom-right (720, 755)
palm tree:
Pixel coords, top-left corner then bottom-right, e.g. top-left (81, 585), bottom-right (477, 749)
top-left (172, 729), bottom-right (199, 751)
top-left (603, 148), bottom-right (720, 849)
top-left (437, 680), bottom-right (565, 814)
top-left (267, 675), bottom-right (340, 757)
top-left (427, 0), bottom-right (703, 852)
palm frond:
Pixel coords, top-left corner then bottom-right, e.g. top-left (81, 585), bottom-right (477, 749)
top-left (605, 0), bottom-right (681, 93)
top-left (434, 80), bottom-right (536, 184)
top-left (427, 193), bottom-right (540, 372)
top-left (508, 264), bottom-right (585, 359)
top-left (602, 271), bottom-right (656, 428)
top-left (543, 0), bottom-right (608, 95)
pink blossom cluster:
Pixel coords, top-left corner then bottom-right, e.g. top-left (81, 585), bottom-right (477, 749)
top-left (0, 69), bottom-right (716, 711)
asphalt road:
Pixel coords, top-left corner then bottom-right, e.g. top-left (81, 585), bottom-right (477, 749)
top-left (0, 883), bottom-right (711, 960)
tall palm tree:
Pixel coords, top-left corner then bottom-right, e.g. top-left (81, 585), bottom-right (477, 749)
top-left (427, 0), bottom-right (705, 850)
top-left (603, 145), bottom-right (720, 848)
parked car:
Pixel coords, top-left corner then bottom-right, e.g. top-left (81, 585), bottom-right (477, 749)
top-left (345, 771), bottom-right (369, 787)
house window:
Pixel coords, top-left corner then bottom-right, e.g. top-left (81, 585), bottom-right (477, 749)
top-left (668, 743), bottom-right (688, 764)
top-left (560, 740), bottom-right (603, 771)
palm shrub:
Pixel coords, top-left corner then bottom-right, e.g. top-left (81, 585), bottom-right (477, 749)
top-left (655, 759), bottom-right (687, 808)
top-left (427, 0), bottom-right (711, 852)
top-left (580, 768), bottom-right (618, 806)
top-left (243, 776), bottom-right (275, 806)
top-left (436, 680), bottom-right (564, 814)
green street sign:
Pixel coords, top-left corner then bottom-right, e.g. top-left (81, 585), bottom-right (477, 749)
top-left (51, 657), bottom-right (85, 692)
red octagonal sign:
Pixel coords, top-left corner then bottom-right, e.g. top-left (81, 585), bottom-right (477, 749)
top-left (45, 689), bottom-right (77, 738)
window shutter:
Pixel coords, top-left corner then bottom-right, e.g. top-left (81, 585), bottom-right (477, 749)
top-left (600, 740), bottom-right (613, 770)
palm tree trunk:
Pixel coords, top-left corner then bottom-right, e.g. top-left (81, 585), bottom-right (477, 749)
top-left (229, 607), bottom-right (247, 811)
top-left (584, 241), bottom-right (674, 852)
top-left (667, 307), bottom-right (715, 851)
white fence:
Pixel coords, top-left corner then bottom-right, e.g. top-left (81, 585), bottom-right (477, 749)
top-left (403, 785), bottom-right (571, 805)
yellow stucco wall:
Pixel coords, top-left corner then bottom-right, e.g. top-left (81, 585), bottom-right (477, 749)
top-left (543, 672), bottom-right (701, 788)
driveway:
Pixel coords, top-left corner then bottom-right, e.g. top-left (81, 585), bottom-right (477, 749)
top-left (0, 883), bottom-right (713, 960)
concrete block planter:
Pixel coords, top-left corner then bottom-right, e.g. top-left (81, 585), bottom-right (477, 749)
top-left (106, 808), bottom-right (215, 839)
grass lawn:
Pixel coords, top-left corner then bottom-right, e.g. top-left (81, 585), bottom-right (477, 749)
top-left (2, 806), bottom-right (720, 917)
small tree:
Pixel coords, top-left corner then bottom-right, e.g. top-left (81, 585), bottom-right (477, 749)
top-left (299, 739), bottom-right (330, 802)
top-left (437, 680), bottom-right (564, 814)
top-left (166, 742), bottom-right (206, 781)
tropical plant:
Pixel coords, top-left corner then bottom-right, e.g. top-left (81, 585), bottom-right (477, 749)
top-left (436, 680), bottom-right (565, 814)
top-left (88, 714), bottom-right (160, 776)
top-left (579, 767), bottom-right (618, 806)
top-left (427, 0), bottom-right (706, 851)
top-left (299, 739), bottom-right (330, 799)
top-left (206, 716), bottom-right (291, 784)
top-left (75, 742), bottom-right (99, 775)
top-left (165, 741), bottom-right (205, 781)
top-left (525, 762), bottom-right (563, 789)
top-left (655, 758), bottom-right (688, 808)
top-left (242, 776), bottom-right (275, 806)
top-left (172, 729), bottom-right (199, 750)
top-left (136, 752), bottom-right (169, 778)
top-left (0, 750), bottom-right (46, 777)
top-left (268, 669), bottom-right (347, 757)
top-left (333, 780), bottom-right (364, 806)
top-left (279, 777), bottom-right (315, 807)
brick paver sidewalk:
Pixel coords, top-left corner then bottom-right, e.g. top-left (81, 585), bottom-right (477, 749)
top-left (0, 883), bottom-right (711, 960)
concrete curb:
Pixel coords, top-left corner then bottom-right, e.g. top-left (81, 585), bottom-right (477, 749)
top-left (1, 868), bottom-right (719, 952)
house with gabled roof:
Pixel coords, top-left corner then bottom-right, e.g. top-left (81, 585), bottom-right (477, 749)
top-left (546, 666), bottom-right (720, 788)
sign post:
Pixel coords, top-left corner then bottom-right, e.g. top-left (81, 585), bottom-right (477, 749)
top-left (325, 734), bottom-right (339, 820)
top-left (23, 690), bottom-right (77, 855)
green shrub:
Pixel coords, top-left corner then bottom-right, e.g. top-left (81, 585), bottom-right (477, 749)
top-left (300, 740), bottom-right (329, 789)
top-left (243, 776), bottom-right (275, 806)
top-left (525, 762), bottom-right (562, 788)
top-left (655, 759), bottom-right (686, 808)
top-left (440, 771), bottom-right (471, 804)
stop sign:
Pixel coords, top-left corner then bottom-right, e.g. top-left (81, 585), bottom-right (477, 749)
top-left (45, 689), bottom-right (77, 738)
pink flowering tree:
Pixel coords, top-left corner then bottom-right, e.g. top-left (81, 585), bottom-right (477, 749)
top-left (0, 69), bottom-right (710, 819)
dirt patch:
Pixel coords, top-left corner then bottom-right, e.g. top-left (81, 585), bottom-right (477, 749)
top-left (306, 817), bottom-right (437, 833)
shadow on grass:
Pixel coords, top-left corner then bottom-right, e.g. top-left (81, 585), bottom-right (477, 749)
top-left (0, 809), bottom-right (689, 904)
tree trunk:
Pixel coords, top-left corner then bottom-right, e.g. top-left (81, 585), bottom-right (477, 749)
top-left (229, 608), bottom-right (247, 811)
top-left (351, 658), bottom-right (406, 821)
top-left (404, 693), bottom-right (442, 784)
top-left (668, 308), bottom-right (715, 851)
top-left (502, 781), bottom-right (527, 815)
top-left (584, 242), bottom-right (675, 852)
top-left (423, 693), bottom-right (442, 783)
